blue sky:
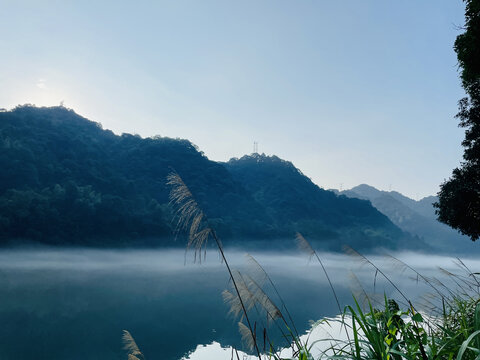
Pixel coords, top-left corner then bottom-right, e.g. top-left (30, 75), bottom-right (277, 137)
top-left (0, 0), bottom-right (467, 198)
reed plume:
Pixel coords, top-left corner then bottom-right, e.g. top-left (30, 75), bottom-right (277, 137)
top-left (167, 172), bottom-right (212, 260)
top-left (222, 271), bottom-right (257, 320)
top-left (243, 274), bottom-right (282, 322)
top-left (122, 330), bottom-right (144, 360)
top-left (167, 170), bottom-right (261, 359)
top-left (238, 321), bottom-right (256, 351)
top-left (223, 269), bottom-right (284, 326)
top-left (245, 253), bottom-right (300, 337)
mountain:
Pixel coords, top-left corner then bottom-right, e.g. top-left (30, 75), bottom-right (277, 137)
top-left (345, 184), bottom-right (437, 220)
top-left (0, 105), bottom-right (268, 245)
top-left (334, 184), bottom-right (474, 252)
top-left (0, 105), bottom-right (417, 250)
top-left (224, 154), bottom-right (422, 250)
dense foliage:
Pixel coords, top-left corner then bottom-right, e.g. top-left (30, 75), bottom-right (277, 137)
top-left (225, 155), bottom-right (417, 250)
top-left (0, 105), bottom-right (411, 249)
top-left (436, 0), bottom-right (480, 240)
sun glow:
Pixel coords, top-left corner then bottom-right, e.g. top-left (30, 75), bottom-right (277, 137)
top-left (6, 79), bottom-right (83, 113)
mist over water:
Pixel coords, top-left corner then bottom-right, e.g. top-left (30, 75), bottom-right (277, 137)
top-left (0, 248), bottom-right (476, 360)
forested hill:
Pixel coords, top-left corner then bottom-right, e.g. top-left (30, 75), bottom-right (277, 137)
top-left (224, 155), bottom-right (420, 250)
top-left (0, 105), bottom-right (268, 245)
top-left (0, 105), bottom-right (419, 250)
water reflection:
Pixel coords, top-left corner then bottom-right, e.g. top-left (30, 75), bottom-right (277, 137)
top-left (0, 248), bottom-right (476, 360)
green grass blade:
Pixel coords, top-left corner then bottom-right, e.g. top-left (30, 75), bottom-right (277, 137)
top-left (456, 329), bottom-right (480, 360)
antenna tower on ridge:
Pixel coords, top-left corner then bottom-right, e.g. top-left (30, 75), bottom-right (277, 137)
top-left (253, 141), bottom-right (258, 154)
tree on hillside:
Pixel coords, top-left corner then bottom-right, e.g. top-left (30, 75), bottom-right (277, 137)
top-left (435, 0), bottom-right (480, 240)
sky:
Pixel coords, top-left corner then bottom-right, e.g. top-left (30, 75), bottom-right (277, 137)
top-left (0, 0), bottom-right (467, 199)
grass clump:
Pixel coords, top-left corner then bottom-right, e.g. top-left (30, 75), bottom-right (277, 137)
top-left (327, 294), bottom-right (480, 360)
top-left (319, 256), bottom-right (480, 360)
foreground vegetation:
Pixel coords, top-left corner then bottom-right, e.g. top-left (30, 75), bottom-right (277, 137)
top-left (122, 172), bottom-right (480, 360)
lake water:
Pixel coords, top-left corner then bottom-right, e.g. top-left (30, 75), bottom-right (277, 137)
top-left (0, 247), bottom-right (477, 360)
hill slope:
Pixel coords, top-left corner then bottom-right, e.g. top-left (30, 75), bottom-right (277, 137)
top-left (336, 184), bottom-right (473, 252)
top-left (224, 154), bottom-right (420, 250)
top-left (0, 105), bottom-right (268, 245)
top-left (0, 105), bottom-right (416, 250)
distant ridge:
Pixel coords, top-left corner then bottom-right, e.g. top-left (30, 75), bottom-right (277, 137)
top-left (0, 105), bottom-right (420, 250)
top-left (333, 184), bottom-right (475, 252)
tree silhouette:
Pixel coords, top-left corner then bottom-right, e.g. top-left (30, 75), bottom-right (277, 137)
top-left (435, 0), bottom-right (480, 240)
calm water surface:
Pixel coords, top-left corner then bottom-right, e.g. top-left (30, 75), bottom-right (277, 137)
top-left (0, 248), bottom-right (476, 360)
